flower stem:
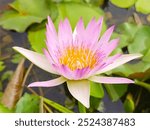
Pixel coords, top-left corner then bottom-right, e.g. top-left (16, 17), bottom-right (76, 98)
top-left (41, 96), bottom-right (74, 113)
top-left (134, 79), bottom-right (150, 92)
top-left (78, 101), bottom-right (86, 113)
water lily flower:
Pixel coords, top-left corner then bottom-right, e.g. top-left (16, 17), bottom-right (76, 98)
top-left (13, 16), bottom-right (142, 108)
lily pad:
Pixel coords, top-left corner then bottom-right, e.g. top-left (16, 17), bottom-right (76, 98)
top-left (0, 0), bottom-right (52, 32)
top-left (15, 93), bottom-right (40, 113)
top-left (135, 0), bottom-right (150, 14)
top-left (28, 2), bottom-right (106, 53)
top-left (110, 0), bottom-right (136, 8)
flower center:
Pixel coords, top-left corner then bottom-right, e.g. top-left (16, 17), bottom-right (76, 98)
top-left (59, 47), bottom-right (97, 71)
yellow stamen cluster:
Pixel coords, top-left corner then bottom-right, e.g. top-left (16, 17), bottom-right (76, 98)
top-left (59, 47), bottom-right (97, 71)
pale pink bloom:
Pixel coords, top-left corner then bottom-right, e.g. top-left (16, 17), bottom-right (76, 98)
top-left (13, 16), bottom-right (142, 108)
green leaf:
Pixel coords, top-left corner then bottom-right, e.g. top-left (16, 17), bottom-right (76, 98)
top-left (104, 84), bottom-right (128, 102)
top-left (116, 22), bottom-right (138, 41)
top-left (0, 61), bottom-right (5, 72)
top-left (90, 81), bottom-right (104, 98)
top-left (28, 2), bottom-right (106, 53)
top-left (143, 49), bottom-right (150, 62)
top-left (0, 103), bottom-right (13, 113)
top-left (90, 96), bottom-right (102, 111)
top-left (55, 3), bottom-right (106, 30)
top-left (0, 0), bottom-right (52, 32)
top-left (42, 97), bottom-right (73, 113)
top-left (1, 70), bottom-right (13, 81)
top-left (78, 101), bottom-right (86, 113)
top-left (110, 0), bottom-right (136, 8)
top-left (9, 0), bottom-right (51, 17)
top-left (11, 53), bottom-right (23, 64)
top-left (15, 93), bottom-right (40, 113)
top-left (135, 0), bottom-right (150, 14)
top-left (128, 26), bottom-right (150, 54)
top-left (28, 28), bottom-right (46, 53)
top-left (0, 10), bottom-right (44, 32)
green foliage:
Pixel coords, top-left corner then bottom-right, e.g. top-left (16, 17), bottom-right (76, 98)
top-left (110, 0), bottom-right (150, 14)
top-left (104, 84), bottom-right (128, 102)
top-left (108, 23), bottom-right (150, 80)
top-left (15, 93), bottom-right (40, 113)
top-left (90, 82), bottom-right (104, 98)
top-left (1, 70), bottom-right (13, 81)
top-left (0, 61), bottom-right (5, 72)
top-left (11, 53), bottom-right (23, 64)
top-left (0, 103), bottom-right (14, 113)
top-left (42, 97), bottom-right (73, 113)
top-left (110, 0), bottom-right (136, 8)
top-left (90, 96), bottom-right (102, 111)
top-left (0, 0), bottom-right (52, 32)
top-left (135, 0), bottom-right (150, 14)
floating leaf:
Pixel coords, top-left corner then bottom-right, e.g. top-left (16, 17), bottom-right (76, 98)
top-left (9, 0), bottom-right (51, 17)
top-left (128, 26), bottom-right (150, 54)
top-left (15, 93), bottom-right (40, 113)
top-left (0, 0), bottom-right (52, 32)
top-left (28, 2), bottom-right (106, 53)
top-left (135, 0), bottom-right (150, 14)
top-left (1, 59), bottom-right (25, 109)
top-left (28, 28), bottom-right (46, 53)
top-left (90, 82), bottom-right (104, 98)
top-left (104, 84), bottom-right (128, 102)
top-left (110, 0), bottom-right (136, 8)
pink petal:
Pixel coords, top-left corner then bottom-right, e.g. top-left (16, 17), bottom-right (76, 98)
top-left (73, 18), bottom-right (85, 41)
top-left (28, 76), bottom-right (67, 87)
top-left (47, 16), bottom-right (57, 36)
top-left (58, 18), bottom-right (72, 47)
top-left (85, 17), bottom-right (103, 45)
top-left (98, 25), bottom-right (115, 47)
top-left (89, 76), bottom-right (134, 84)
top-left (102, 38), bottom-right (119, 56)
top-left (13, 47), bottom-right (58, 74)
top-left (46, 17), bottom-right (58, 54)
top-left (96, 54), bottom-right (142, 74)
top-left (67, 80), bottom-right (90, 108)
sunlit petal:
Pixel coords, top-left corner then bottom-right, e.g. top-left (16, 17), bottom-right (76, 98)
top-left (28, 76), bottom-right (67, 87)
top-left (67, 80), bottom-right (90, 108)
top-left (96, 54), bottom-right (142, 74)
top-left (89, 76), bottom-right (134, 84)
top-left (13, 47), bottom-right (58, 74)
